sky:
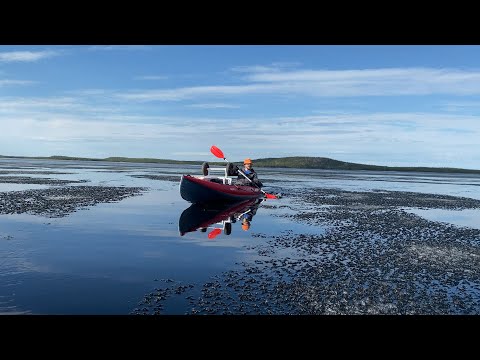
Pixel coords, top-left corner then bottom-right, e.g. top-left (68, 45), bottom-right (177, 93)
top-left (0, 45), bottom-right (479, 169)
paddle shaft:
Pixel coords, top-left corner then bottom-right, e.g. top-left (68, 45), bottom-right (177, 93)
top-left (237, 167), bottom-right (266, 192)
top-left (210, 145), bottom-right (277, 199)
top-left (224, 159), bottom-right (270, 197)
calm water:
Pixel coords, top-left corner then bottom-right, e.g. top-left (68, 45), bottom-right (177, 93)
top-left (1, 158), bottom-right (479, 314)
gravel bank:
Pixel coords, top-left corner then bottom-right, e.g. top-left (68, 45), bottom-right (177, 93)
top-left (0, 185), bottom-right (147, 217)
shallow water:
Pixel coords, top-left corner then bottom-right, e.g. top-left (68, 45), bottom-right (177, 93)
top-left (1, 158), bottom-right (479, 314)
top-left (402, 208), bottom-right (480, 230)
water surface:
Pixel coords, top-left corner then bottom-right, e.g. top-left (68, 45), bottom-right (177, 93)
top-left (1, 158), bottom-right (479, 314)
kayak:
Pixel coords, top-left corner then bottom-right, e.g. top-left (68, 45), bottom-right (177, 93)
top-left (179, 198), bottom-right (261, 236)
top-left (179, 174), bottom-right (263, 204)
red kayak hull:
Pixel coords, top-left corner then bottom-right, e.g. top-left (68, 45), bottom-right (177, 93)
top-left (179, 174), bottom-right (263, 203)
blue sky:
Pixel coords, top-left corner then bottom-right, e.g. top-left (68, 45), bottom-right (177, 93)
top-left (1, 45), bottom-right (480, 169)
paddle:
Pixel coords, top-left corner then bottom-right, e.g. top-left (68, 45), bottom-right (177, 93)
top-left (210, 145), bottom-right (277, 199)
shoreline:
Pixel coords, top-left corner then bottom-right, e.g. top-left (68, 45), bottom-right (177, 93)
top-left (2, 155), bottom-right (480, 175)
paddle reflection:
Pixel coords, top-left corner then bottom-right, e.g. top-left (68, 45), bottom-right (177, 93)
top-left (178, 198), bottom-right (263, 239)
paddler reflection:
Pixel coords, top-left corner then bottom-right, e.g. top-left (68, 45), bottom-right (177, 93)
top-left (178, 198), bottom-right (263, 239)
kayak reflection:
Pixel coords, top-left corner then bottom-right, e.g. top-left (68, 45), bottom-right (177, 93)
top-left (178, 198), bottom-right (263, 239)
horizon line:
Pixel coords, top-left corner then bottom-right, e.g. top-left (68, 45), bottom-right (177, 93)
top-left (1, 153), bottom-right (479, 172)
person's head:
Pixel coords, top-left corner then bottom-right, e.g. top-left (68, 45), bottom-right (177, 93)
top-left (244, 158), bottom-right (252, 169)
top-left (242, 219), bottom-right (250, 231)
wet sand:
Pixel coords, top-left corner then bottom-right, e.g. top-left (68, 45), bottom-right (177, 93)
top-left (134, 185), bottom-right (480, 315)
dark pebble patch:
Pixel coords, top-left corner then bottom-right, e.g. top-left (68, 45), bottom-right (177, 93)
top-left (0, 176), bottom-right (88, 185)
top-left (0, 171), bottom-right (75, 175)
top-left (0, 185), bottom-right (147, 217)
top-left (131, 279), bottom-right (195, 315)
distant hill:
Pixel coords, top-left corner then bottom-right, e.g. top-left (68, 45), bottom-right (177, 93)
top-left (252, 156), bottom-right (480, 174)
top-left (1, 154), bottom-right (479, 174)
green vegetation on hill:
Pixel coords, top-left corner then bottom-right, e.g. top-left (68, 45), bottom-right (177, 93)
top-left (253, 156), bottom-right (480, 174)
top-left (1, 154), bottom-right (479, 174)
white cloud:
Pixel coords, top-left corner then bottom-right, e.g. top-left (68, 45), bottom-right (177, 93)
top-left (0, 50), bottom-right (58, 62)
top-left (88, 45), bottom-right (151, 51)
top-left (186, 103), bottom-right (240, 109)
top-left (66, 89), bottom-right (111, 96)
top-left (2, 61), bottom-right (480, 168)
top-left (117, 84), bottom-right (281, 101)
top-left (0, 95), bottom-right (141, 119)
top-left (134, 75), bottom-right (168, 80)
top-left (231, 65), bottom-right (281, 73)
top-left (231, 62), bottom-right (301, 73)
top-left (243, 67), bottom-right (480, 96)
top-left (0, 97), bottom-right (78, 110)
top-left (171, 152), bottom-right (211, 156)
top-left (118, 67), bottom-right (480, 102)
top-left (0, 111), bottom-right (479, 168)
top-left (243, 67), bottom-right (475, 82)
top-left (441, 100), bottom-right (480, 112)
top-left (0, 79), bottom-right (36, 87)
